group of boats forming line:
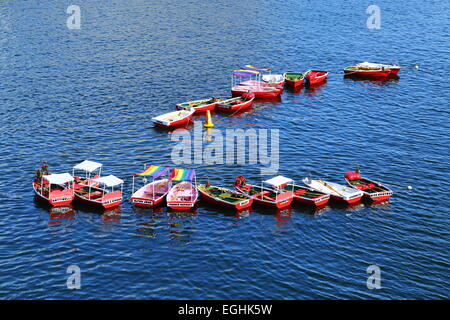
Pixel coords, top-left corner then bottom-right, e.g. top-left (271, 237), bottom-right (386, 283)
top-left (33, 160), bottom-right (393, 213)
top-left (151, 62), bottom-right (401, 129)
top-left (34, 62), bottom-right (399, 213)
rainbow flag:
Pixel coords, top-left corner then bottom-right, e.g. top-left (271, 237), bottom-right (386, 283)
top-left (135, 165), bottom-right (169, 178)
top-left (170, 168), bottom-right (196, 181)
top-left (232, 69), bottom-right (261, 77)
top-left (242, 65), bottom-right (271, 72)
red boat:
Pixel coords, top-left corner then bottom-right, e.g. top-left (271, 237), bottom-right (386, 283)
top-left (344, 61), bottom-right (401, 78)
top-left (74, 174), bottom-right (124, 209)
top-left (197, 183), bottom-right (253, 210)
top-left (286, 183), bottom-right (330, 207)
top-left (216, 93), bottom-right (255, 112)
top-left (152, 108), bottom-right (195, 129)
top-left (175, 98), bottom-right (222, 113)
top-left (33, 171), bottom-right (75, 207)
top-left (283, 72), bottom-right (305, 88)
top-left (304, 70), bottom-right (328, 87)
top-left (234, 175), bottom-right (293, 209)
top-left (344, 169), bottom-right (393, 202)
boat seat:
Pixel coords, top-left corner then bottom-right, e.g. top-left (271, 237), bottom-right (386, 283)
top-left (253, 191), bottom-right (270, 198)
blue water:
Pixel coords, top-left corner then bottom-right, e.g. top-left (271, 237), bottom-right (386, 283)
top-left (0, 0), bottom-right (448, 299)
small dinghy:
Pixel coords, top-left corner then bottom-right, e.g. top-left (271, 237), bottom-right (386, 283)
top-left (74, 174), bottom-right (124, 209)
top-left (197, 183), bottom-right (253, 210)
top-left (131, 165), bottom-right (171, 207)
top-left (234, 175), bottom-right (293, 208)
top-left (356, 62), bottom-right (401, 75)
top-left (216, 93), bottom-right (255, 112)
top-left (304, 70), bottom-right (328, 87)
top-left (176, 98), bottom-right (222, 113)
top-left (302, 177), bottom-right (363, 204)
top-left (152, 108), bottom-right (195, 129)
top-left (166, 168), bottom-right (198, 210)
top-left (283, 72), bottom-right (305, 88)
top-left (344, 62), bottom-right (393, 78)
top-left (285, 183), bottom-right (330, 207)
top-left (344, 168), bottom-right (393, 202)
top-left (262, 73), bottom-right (285, 86)
top-left (33, 163), bottom-right (75, 206)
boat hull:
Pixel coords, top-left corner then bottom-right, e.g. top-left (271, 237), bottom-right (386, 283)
top-left (74, 190), bottom-right (122, 209)
top-left (344, 69), bottom-right (391, 78)
top-left (231, 86), bottom-right (282, 99)
top-left (198, 187), bottom-right (252, 210)
top-left (176, 100), bottom-right (219, 113)
top-left (33, 181), bottom-right (74, 207)
top-left (167, 181), bottom-right (198, 211)
top-left (304, 70), bottom-right (328, 87)
top-left (235, 184), bottom-right (293, 209)
top-left (216, 97), bottom-right (254, 112)
top-left (153, 114), bottom-right (193, 128)
top-left (344, 174), bottom-right (393, 202)
top-left (131, 179), bottom-right (170, 208)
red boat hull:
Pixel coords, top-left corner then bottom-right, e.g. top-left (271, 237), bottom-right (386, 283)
top-left (293, 196), bottom-right (329, 207)
top-left (330, 194), bottom-right (362, 204)
top-left (33, 182), bottom-right (74, 207)
top-left (167, 201), bottom-right (196, 211)
top-left (131, 195), bottom-right (165, 208)
top-left (199, 189), bottom-right (252, 210)
top-left (235, 185), bottom-right (293, 209)
top-left (176, 102), bottom-right (218, 113)
top-left (231, 87), bottom-right (282, 99)
top-left (216, 98), bottom-right (254, 112)
top-left (285, 78), bottom-right (304, 88)
top-left (153, 113), bottom-right (193, 128)
top-left (305, 71), bottom-right (328, 86)
top-left (75, 190), bottom-right (122, 209)
top-left (344, 69), bottom-right (391, 78)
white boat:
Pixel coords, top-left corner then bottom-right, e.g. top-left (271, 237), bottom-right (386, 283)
top-left (302, 177), bottom-right (363, 204)
top-left (151, 109), bottom-right (195, 128)
top-left (262, 73), bottom-right (285, 86)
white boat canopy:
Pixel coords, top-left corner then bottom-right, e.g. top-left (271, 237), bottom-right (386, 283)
top-left (263, 175), bottom-right (293, 188)
top-left (73, 160), bottom-right (103, 173)
top-left (92, 175), bottom-right (124, 187)
top-left (43, 173), bottom-right (74, 184)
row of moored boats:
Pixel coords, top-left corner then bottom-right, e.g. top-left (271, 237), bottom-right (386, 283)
top-left (151, 62), bottom-right (401, 129)
top-left (34, 161), bottom-right (393, 211)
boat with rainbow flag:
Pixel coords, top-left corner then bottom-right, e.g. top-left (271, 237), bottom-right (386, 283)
top-left (131, 165), bottom-right (171, 207)
top-left (167, 168), bottom-right (198, 210)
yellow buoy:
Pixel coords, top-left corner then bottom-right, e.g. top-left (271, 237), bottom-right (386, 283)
top-left (204, 110), bottom-right (214, 128)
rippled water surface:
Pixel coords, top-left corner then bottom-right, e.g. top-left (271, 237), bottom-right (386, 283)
top-left (0, 0), bottom-right (449, 299)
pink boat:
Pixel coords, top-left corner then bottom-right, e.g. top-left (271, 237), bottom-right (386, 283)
top-left (166, 168), bottom-right (198, 210)
top-left (131, 165), bottom-right (171, 207)
top-left (231, 68), bottom-right (283, 99)
top-left (231, 85), bottom-right (282, 98)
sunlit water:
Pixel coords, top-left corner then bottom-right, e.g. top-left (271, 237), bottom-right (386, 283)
top-left (0, 0), bottom-right (448, 299)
